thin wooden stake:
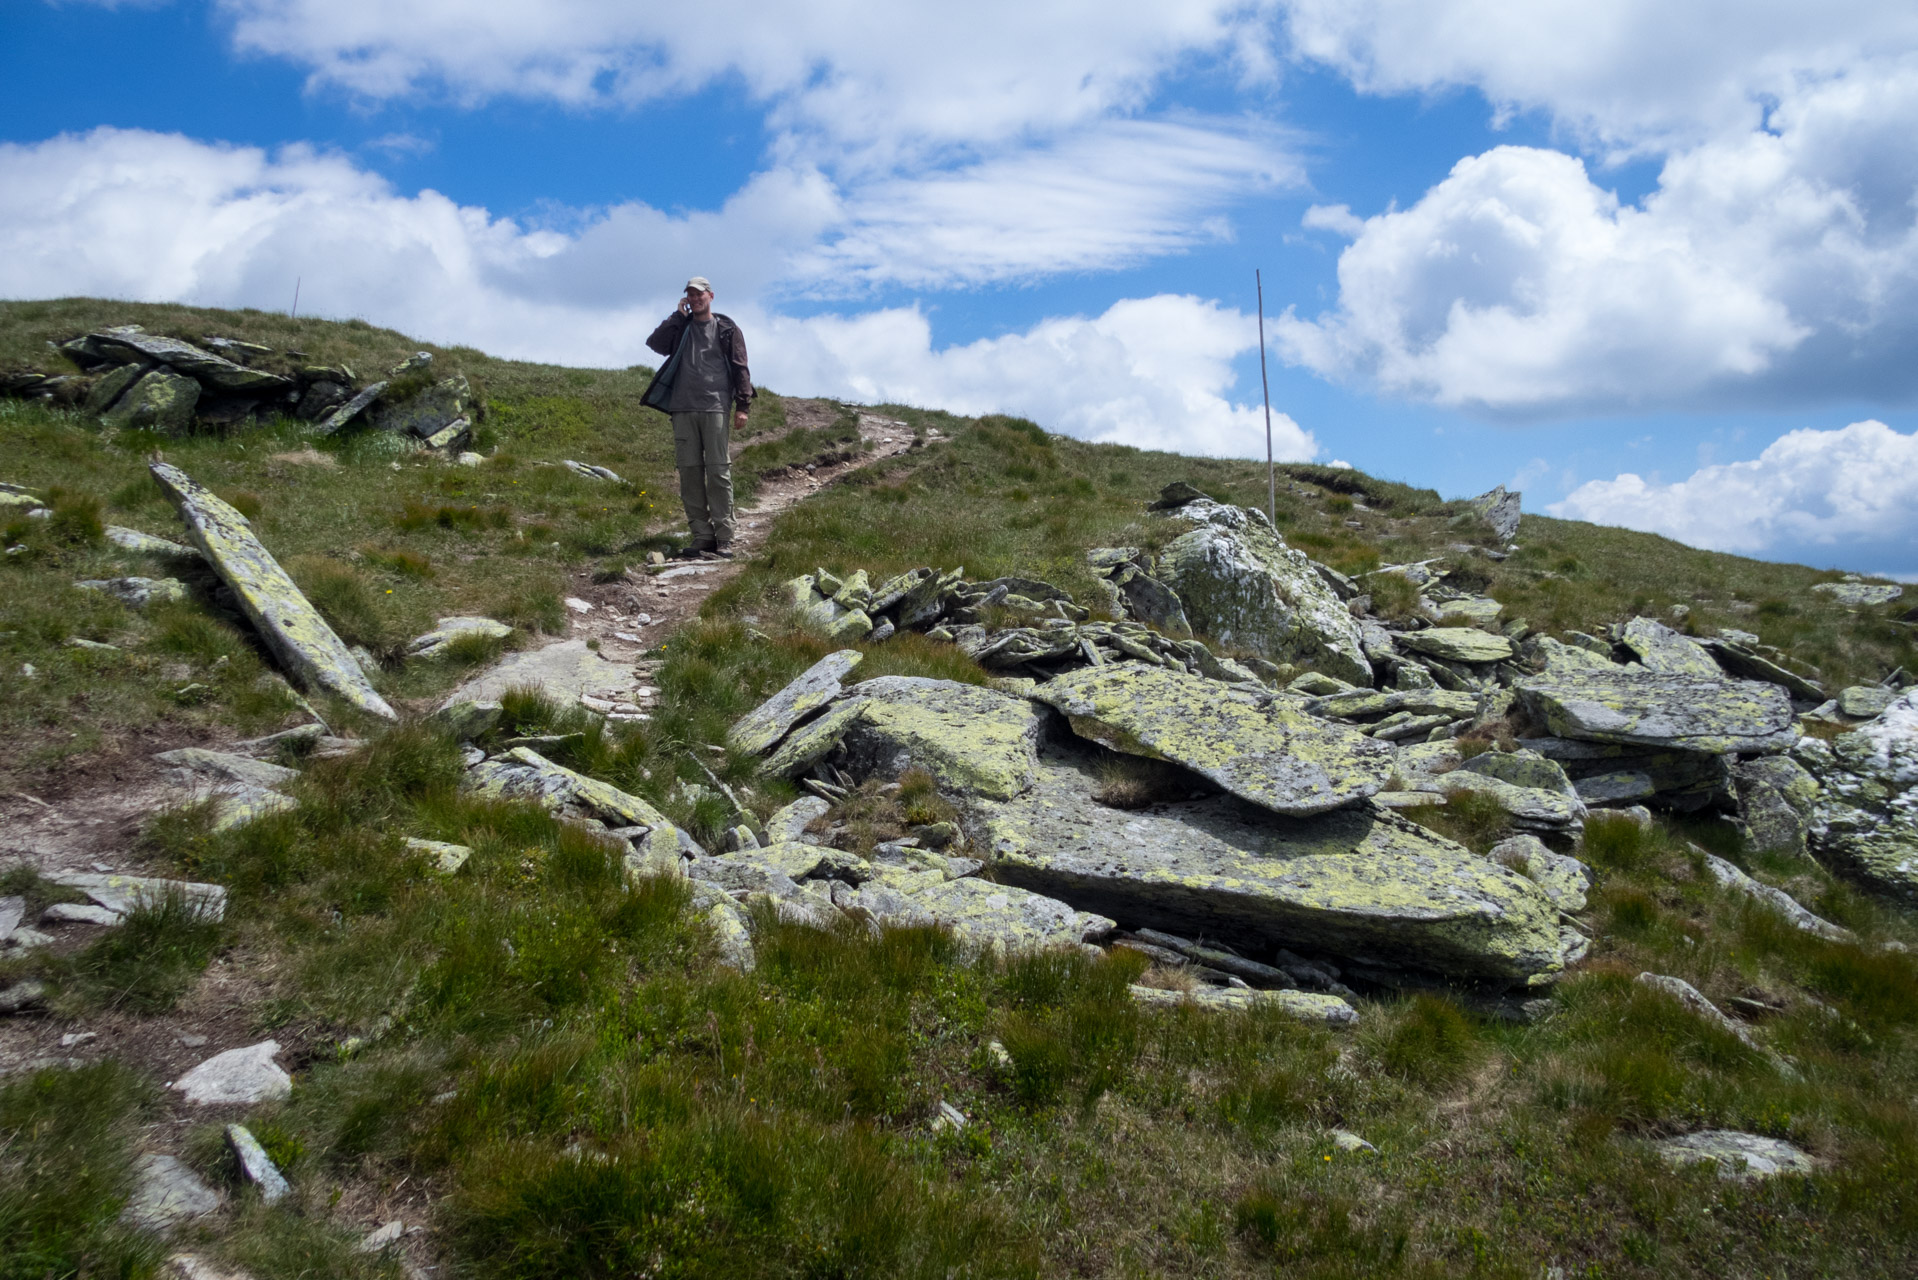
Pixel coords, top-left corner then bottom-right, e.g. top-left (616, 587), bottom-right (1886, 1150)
top-left (290, 276), bottom-right (301, 320)
top-left (1257, 269), bottom-right (1274, 523)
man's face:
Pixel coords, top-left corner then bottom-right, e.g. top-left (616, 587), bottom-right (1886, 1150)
top-left (685, 288), bottom-right (713, 317)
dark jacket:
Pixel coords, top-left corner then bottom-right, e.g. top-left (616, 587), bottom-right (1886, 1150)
top-left (641, 311), bottom-right (754, 415)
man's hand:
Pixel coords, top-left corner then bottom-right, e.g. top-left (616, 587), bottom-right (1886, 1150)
top-left (734, 410), bottom-right (749, 430)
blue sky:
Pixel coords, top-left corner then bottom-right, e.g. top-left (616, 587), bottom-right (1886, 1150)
top-left (5, 1), bottom-right (1917, 575)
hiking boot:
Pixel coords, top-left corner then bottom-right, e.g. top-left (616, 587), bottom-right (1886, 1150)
top-left (699, 544), bottom-right (735, 561)
top-left (673, 542), bottom-right (713, 561)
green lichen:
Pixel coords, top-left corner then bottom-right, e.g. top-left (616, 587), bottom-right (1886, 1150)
top-left (150, 461), bottom-right (397, 720)
top-left (1035, 664), bottom-right (1394, 816)
top-left (847, 678), bottom-right (1044, 800)
top-left (977, 755), bottom-right (1569, 986)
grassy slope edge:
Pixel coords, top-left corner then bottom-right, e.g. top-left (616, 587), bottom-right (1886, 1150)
top-left (2, 299), bottom-right (1917, 1280)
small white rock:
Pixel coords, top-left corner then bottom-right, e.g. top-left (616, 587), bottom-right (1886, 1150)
top-left (564, 596), bottom-right (594, 613)
top-left (357, 1220), bottom-right (405, 1253)
top-left (225, 1124), bottom-right (291, 1204)
top-left (171, 1041), bottom-right (293, 1105)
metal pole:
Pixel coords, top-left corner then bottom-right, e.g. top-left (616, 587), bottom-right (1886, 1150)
top-left (291, 277), bottom-right (301, 320)
top-left (1257, 269), bottom-right (1274, 523)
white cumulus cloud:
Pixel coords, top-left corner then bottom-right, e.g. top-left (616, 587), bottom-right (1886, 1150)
top-left (0, 126), bottom-right (1313, 460)
top-left (1272, 5), bottom-right (1918, 414)
top-left (1275, 58), bottom-right (1918, 412)
top-left (763, 295), bottom-right (1318, 460)
top-left (1548, 419), bottom-right (1918, 556)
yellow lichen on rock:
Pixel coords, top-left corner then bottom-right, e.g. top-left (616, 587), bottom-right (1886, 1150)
top-left (1035, 664), bottom-right (1394, 816)
top-left (148, 462), bottom-right (397, 720)
top-left (842, 677), bottom-right (1046, 800)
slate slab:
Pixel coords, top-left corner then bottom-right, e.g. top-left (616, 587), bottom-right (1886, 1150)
top-left (1033, 664), bottom-right (1394, 816)
top-left (150, 462), bottom-right (395, 720)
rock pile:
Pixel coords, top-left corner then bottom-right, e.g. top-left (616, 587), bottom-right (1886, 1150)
top-left (761, 480), bottom-right (1918, 938)
top-left (697, 652), bottom-right (1583, 999)
top-left (4, 326), bottom-right (475, 453)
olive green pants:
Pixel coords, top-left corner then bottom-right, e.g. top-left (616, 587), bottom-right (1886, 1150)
top-left (670, 410), bottom-right (735, 546)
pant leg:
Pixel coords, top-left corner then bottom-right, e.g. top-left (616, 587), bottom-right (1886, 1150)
top-left (671, 412), bottom-right (715, 545)
top-left (698, 411), bottom-right (735, 544)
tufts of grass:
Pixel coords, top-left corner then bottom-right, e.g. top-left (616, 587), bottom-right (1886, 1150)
top-left (1366, 573), bottom-right (1426, 623)
top-left (1091, 752), bottom-right (1199, 810)
top-left (287, 554), bottom-right (398, 655)
top-left (1233, 1184), bottom-right (1431, 1279)
top-left (0, 1063), bottom-right (161, 1280)
top-left (358, 544), bottom-right (436, 578)
top-left (1402, 789), bottom-right (1510, 852)
top-left (1368, 995), bottom-right (1482, 1089)
top-left (44, 487), bottom-right (105, 545)
top-left (489, 581), bottom-right (565, 633)
top-left (56, 887), bottom-right (227, 1013)
top-left (395, 500), bottom-right (512, 532)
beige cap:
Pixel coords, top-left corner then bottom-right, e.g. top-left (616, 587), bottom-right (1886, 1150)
top-left (685, 276), bottom-right (712, 293)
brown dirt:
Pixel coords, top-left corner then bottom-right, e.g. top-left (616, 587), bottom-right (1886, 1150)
top-left (561, 401), bottom-right (938, 653)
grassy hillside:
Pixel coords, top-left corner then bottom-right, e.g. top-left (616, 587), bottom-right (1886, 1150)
top-left (3, 300), bottom-right (1917, 1280)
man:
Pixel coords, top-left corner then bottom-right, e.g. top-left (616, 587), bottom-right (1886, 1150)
top-left (641, 276), bottom-right (753, 559)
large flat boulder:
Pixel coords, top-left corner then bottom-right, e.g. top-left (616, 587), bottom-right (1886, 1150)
top-left (439, 639), bottom-right (638, 710)
top-left (729, 649), bottom-right (863, 754)
top-left (150, 463), bottom-right (396, 720)
top-left (467, 747), bottom-right (672, 830)
top-left (840, 677), bottom-right (1048, 799)
top-left (1153, 500), bottom-right (1371, 686)
top-left (973, 746), bottom-right (1574, 987)
top-left (1032, 664), bottom-right (1393, 816)
top-left (1515, 667), bottom-right (1795, 755)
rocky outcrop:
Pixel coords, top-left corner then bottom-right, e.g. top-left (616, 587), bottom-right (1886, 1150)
top-left (150, 462), bottom-right (397, 720)
top-left (977, 744), bottom-right (1575, 987)
top-left (1795, 690), bottom-right (1918, 902)
top-left (1152, 498), bottom-right (1372, 685)
top-left (8, 325), bottom-right (479, 451)
top-left (724, 654), bottom-right (1575, 987)
top-left (1465, 484), bottom-right (1521, 542)
top-left (1811, 578), bottom-right (1902, 607)
top-left (1032, 664), bottom-right (1393, 816)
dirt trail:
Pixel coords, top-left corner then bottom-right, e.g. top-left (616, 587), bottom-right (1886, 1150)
top-left (560, 400), bottom-right (935, 657)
